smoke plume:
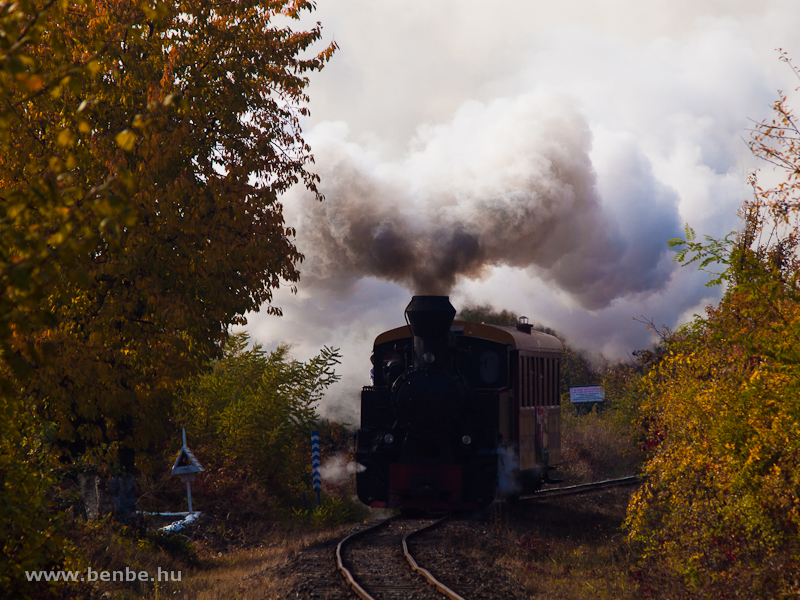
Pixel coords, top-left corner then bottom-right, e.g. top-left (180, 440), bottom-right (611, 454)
top-left (289, 93), bottom-right (677, 308)
top-left (243, 2), bottom-right (797, 424)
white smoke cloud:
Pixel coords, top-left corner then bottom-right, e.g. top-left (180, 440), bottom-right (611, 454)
top-left (319, 453), bottom-right (366, 485)
top-left (242, 0), bottom-right (800, 422)
top-left (288, 92), bottom-right (678, 308)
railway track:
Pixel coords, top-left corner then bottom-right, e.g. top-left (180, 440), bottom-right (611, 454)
top-left (332, 475), bottom-right (641, 600)
top-left (336, 515), bottom-right (466, 600)
top-left (520, 475), bottom-right (641, 501)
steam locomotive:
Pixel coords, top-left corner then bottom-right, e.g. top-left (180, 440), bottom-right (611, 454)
top-left (356, 296), bottom-right (563, 511)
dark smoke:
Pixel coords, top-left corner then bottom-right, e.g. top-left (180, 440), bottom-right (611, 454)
top-left (290, 95), bottom-right (677, 307)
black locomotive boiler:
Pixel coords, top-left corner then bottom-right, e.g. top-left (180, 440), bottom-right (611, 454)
top-left (356, 296), bottom-right (563, 511)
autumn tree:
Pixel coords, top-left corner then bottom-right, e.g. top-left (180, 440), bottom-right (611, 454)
top-left (1, 1), bottom-right (149, 593)
top-left (626, 55), bottom-right (800, 598)
top-left (3, 0), bottom-right (335, 469)
top-left (1, 0), bottom-right (334, 594)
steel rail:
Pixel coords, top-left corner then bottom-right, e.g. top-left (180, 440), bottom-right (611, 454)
top-left (336, 476), bottom-right (639, 599)
top-left (335, 516), bottom-right (397, 600)
top-left (402, 515), bottom-right (467, 600)
top-left (520, 475), bottom-right (641, 501)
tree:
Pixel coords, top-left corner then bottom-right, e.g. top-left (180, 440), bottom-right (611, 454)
top-left (627, 56), bottom-right (800, 598)
top-left (456, 303), bottom-right (519, 326)
top-left (176, 333), bottom-right (341, 503)
top-left (1, 1), bottom-right (334, 594)
top-left (3, 0), bottom-right (336, 469)
top-left (2, 2), bottom-right (153, 593)
top-left (626, 284), bottom-right (800, 598)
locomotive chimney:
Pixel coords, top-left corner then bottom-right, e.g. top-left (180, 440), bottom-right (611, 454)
top-left (405, 296), bottom-right (456, 369)
top-left (516, 315), bottom-right (533, 335)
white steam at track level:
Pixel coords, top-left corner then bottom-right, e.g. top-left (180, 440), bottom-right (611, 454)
top-left (288, 93), bottom-right (681, 309)
top-left (320, 453), bottom-right (366, 485)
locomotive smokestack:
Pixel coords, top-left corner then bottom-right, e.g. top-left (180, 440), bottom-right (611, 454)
top-left (405, 296), bottom-right (456, 338)
top-left (405, 296), bottom-right (456, 369)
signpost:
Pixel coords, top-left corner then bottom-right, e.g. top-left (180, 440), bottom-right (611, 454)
top-left (171, 429), bottom-right (204, 514)
top-left (311, 430), bottom-right (321, 507)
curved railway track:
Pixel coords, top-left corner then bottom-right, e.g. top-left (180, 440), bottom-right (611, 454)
top-left (333, 475), bottom-right (641, 600)
top-left (336, 515), bottom-right (466, 600)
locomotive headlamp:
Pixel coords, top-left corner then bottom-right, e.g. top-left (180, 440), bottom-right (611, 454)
top-left (384, 433), bottom-right (394, 444)
top-left (423, 352), bottom-right (435, 364)
top-left (461, 435), bottom-right (472, 445)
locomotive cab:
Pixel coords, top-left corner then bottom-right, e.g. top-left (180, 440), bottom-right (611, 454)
top-left (356, 296), bottom-right (563, 511)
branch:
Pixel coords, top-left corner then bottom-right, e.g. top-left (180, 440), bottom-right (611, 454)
top-left (5, 0), bottom-right (58, 56)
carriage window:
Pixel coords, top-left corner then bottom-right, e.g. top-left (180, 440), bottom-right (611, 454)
top-left (552, 357), bottom-right (557, 404)
top-left (527, 356), bottom-right (532, 407)
top-left (479, 350), bottom-right (500, 385)
top-left (523, 357), bottom-right (528, 407)
top-left (535, 357), bottom-right (540, 406)
top-left (521, 356), bottom-right (527, 407)
top-left (527, 357), bottom-right (532, 407)
top-left (556, 358), bottom-right (561, 404)
top-left (545, 357), bottom-right (550, 406)
top-left (544, 357), bottom-right (548, 406)
top-left (527, 356), bottom-right (533, 407)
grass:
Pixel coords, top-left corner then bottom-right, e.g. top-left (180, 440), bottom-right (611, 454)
top-left (56, 465), bottom-right (367, 600)
top-left (503, 489), bottom-right (639, 599)
top-left (55, 407), bottom-right (641, 600)
top-left (558, 403), bottom-right (642, 484)
top-left (500, 404), bottom-right (643, 599)
top-left (146, 527), bottom-right (347, 600)
top-left (451, 487), bottom-right (640, 600)
top-left (60, 506), bottom-right (361, 600)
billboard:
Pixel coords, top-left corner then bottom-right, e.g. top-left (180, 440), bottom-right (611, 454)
top-left (569, 385), bottom-right (605, 403)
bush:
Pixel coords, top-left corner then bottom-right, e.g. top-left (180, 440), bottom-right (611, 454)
top-left (624, 57), bottom-right (800, 598)
top-left (0, 398), bottom-right (79, 599)
top-left (625, 295), bottom-right (800, 598)
top-left (174, 333), bottom-right (341, 505)
top-left (560, 404), bottom-right (642, 484)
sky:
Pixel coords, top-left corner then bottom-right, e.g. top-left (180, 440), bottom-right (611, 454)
top-left (241, 0), bottom-right (800, 422)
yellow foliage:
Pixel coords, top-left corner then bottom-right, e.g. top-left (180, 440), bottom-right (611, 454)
top-left (628, 224), bottom-right (800, 598)
top-left (1, 0), bottom-right (335, 596)
top-left (629, 59), bottom-right (800, 596)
